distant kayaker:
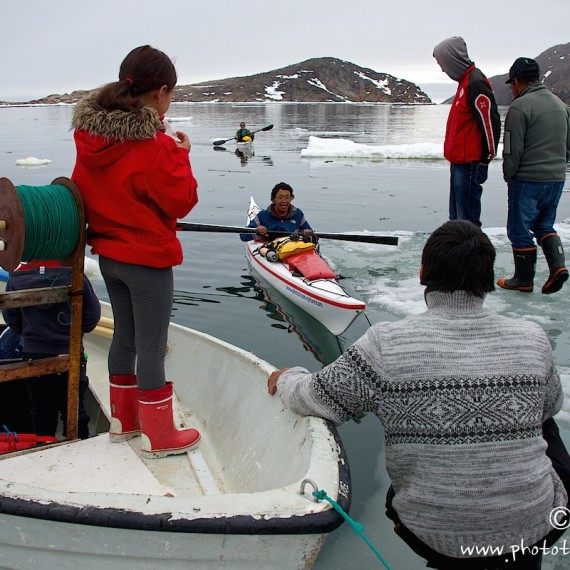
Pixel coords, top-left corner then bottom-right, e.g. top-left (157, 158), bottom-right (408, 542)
top-left (71, 45), bottom-right (200, 459)
top-left (268, 220), bottom-right (570, 570)
top-left (235, 122), bottom-right (254, 142)
top-left (240, 182), bottom-right (315, 243)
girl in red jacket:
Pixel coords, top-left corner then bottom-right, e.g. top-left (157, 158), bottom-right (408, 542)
top-left (72, 45), bottom-right (200, 458)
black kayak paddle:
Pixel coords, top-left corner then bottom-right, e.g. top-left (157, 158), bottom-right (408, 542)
top-left (176, 222), bottom-right (398, 246)
top-left (212, 124), bottom-right (274, 146)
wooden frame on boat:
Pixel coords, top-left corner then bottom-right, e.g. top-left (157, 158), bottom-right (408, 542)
top-left (0, 177), bottom-right (85, 441)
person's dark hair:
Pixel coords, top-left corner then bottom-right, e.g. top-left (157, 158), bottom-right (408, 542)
top-left (271, 182), bottom-right (294, 201)
top-left (95, 45), bottom-right (177, 112)
top-left (420, 220), bottom-right (495, 297)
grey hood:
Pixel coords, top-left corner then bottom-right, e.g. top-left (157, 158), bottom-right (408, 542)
top-left (433, 36), bottom-right (473, 81)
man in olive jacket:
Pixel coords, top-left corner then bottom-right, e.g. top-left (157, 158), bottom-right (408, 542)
top-left (498, 57), bottom-right (570, 295)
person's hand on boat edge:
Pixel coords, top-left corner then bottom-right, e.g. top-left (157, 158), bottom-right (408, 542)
top-left (268, 368), bottom-right (290, 396)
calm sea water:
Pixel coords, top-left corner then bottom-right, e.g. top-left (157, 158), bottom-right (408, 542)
top-left (2, 102), bottom-right (570, 569)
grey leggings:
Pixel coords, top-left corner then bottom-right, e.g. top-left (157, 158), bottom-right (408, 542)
top-left (99, 256), bottom-right (173, 391)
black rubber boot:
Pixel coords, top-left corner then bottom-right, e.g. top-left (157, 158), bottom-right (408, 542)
top-left (497, 247), bottom-right (536, 292)
top-left (541, 233), bottom-right (569, 294)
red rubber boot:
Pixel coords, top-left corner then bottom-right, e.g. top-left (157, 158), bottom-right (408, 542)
top-left (138, 382), bottom-right (200, 459)
top-left (109, 374), bottom-right (140, 443)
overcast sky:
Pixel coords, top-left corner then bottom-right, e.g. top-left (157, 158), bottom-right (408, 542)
top-left (1, 0), bottom-right (568, 103)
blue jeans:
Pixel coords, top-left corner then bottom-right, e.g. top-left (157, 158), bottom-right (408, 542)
top-left (506, 179), bottom-right (565, 248)
top-left (449, 162), bottom-right (488, 227)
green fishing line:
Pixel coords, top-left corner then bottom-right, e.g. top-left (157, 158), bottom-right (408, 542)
top-left (16, 184), bottom-right (80, 261)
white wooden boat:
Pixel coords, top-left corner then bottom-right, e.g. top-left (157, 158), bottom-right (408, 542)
top-left (0, 302), bottom-right (351, 569)
top-left (245, 198), bottom-right (366, 336)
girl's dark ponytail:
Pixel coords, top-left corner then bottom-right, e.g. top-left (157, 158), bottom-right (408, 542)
top-left (94, 45), bottom-right (177, 112)
top-left (94, 78), bottom-right (141, 112)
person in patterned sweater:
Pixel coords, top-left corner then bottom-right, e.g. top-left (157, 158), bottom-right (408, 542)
top-left (433, 37), bottom-right (501, 228)
top-left (268, 220), bottom-right (569, 570)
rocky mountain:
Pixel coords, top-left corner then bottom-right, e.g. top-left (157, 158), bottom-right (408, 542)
top-left (173, 58), bottom-right (431, 104)
top-left (489, 43), bottom-right (570, 106)
top-left (441, 43), bottom-right (570, 106)
top-left (2, 57), bottom-right (431, 105)
top-left (24, 90), bottom-right (93, 106)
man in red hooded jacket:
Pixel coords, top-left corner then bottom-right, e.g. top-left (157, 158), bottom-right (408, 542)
top-left (433, 36), bottom-right (501, 228)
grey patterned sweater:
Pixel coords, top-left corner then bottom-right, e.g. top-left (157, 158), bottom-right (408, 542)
top-left (277, 291), bottom-right (567, 558)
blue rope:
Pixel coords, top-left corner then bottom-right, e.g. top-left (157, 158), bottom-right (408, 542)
top-left (313, 489), bottom-right (391, 570)
top-left (1, 425), bottom-right (18, 442)
top-left (44, 267), bottom-right (73, 326)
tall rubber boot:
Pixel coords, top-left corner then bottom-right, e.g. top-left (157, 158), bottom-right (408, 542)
top-left (497, 247), bottom-right (536, 292)
top-left (109, 374), bottom-right (140, 443)
top-left (540, 233), bottom-right (569, 294)
top-left (138, 382), bottom-right (200, 459)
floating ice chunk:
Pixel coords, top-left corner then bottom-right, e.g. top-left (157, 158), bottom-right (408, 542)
top-left (301, 135), bottom-right (444, 159)
top-left (15, 156), bottom-right (52, 167)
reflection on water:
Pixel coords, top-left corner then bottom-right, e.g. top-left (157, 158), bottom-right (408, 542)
top-left (235, 149), bottom-right (250, 167)
top-left (172, 290), bottom-right (223, 312)
top-left (211, 144), bottom-right (274, 170)
top-left (173, 275), bottom-right (263, 309)
top-left (172, 270), bottom-right (348, 367)
top-left (193, 272), bottom-right (348, 367)
top-left (246, 273), bottom-right (346, 366)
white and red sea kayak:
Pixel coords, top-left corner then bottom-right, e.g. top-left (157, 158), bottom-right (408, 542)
top-left (245, 198), bottom-right (365, 335)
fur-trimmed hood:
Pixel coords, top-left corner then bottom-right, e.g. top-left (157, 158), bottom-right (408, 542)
top-left (72, 92), bottom-right (164, 142)
top-left (71, 91), bottom-right (198, 269)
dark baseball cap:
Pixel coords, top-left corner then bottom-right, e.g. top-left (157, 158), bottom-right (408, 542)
top-left (505, 57), bottom-right (540, 84)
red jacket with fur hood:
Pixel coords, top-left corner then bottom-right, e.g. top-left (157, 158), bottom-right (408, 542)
top-left (72, 94), bottom-right (198, 268)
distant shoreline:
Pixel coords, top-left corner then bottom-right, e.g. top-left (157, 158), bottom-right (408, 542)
top-left (0, 100), bottom-right (439, 108)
